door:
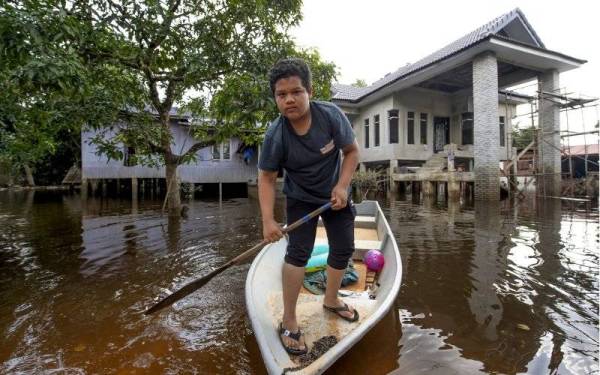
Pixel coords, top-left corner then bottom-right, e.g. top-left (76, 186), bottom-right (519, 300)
top-left (433, 117), bottom-right (450, 153)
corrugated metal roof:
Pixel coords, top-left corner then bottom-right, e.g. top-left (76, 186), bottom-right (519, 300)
top-left (332, 8), bottom-right (542, 102)
top-left (564, 144), bottom-right (599, 156)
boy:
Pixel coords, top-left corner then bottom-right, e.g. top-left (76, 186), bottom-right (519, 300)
top-left (258, 58), bottom-right (360, 355)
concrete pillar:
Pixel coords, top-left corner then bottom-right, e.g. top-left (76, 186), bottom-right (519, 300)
top-left (473, 52), bottom-right (500, 200)
top-left (448, 177), bottom-right (460, 202)
top-left (538, 70), bottom-right (561, 196)
top-left (131, 177), bottom-right (138, 200)
top-left (81, 178), bottom-right (88, 200)
top-left (90, 179), bottom-right (99, 195)
top-left (389, 159), bottom-right (398, 193)
top-left (359, 163), bottom-right (367, 172)
top-left (422, 181), bottom-right (435, 198)
top-left (101, 179), bottom-right (107, 196)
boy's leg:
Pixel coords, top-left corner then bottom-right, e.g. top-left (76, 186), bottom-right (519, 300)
top-left (321, 202), bottom-right (356, 319)
top-left (281, 198), bottom-right (318, 349)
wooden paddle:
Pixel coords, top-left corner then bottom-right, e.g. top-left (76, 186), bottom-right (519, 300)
top-left (144, 201), bottom-right (333, 315)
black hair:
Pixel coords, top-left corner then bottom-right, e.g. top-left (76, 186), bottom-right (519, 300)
top-left (268, 58), bottom-right (312, 96)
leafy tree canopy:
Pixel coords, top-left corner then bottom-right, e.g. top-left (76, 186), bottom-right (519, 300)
top-left (0, 0), bottom-right (337, 210)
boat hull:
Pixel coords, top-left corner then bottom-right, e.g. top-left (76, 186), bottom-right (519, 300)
top-left (245, 200), bottom-right (401, 374)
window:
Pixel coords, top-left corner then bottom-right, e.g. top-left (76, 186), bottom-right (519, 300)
top-left (374, 115), bottom-right (380, 147)
top-left (388, 110), bottom-right (399, 144)
top-left (420, 113), bottom-right (428, 144)
top-left (499, 116), bottom-right (505, 146)
top-left (222, 141), bottom-right (230, 160)
top-left (461, 112), bottom-right (473, 145)
top-left (407, 111), bottom-right (415, 144)
top-left (212, 142), bottom-right (231, 160)
top-left (212, 144), bottom-right (221, 160)
top-left (124, 146), bottom-right (136, 166)
top-left (364, 118), bottom-right (370, 148)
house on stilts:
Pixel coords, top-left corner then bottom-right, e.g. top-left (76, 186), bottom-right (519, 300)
top-left (80, 108), bottom-right (258, 199)
top-left (331, 8), bottom-right (586, 200)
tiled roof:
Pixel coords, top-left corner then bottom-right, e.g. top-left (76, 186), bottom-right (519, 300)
top-left (333, 8), bottom-right (541, 102)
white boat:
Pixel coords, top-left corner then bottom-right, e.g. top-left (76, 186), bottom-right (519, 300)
top-left (245, 200), bottom-right (402, 374)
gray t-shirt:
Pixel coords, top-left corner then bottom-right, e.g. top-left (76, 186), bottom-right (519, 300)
top-left (258, 101), bottom-right (355, 204)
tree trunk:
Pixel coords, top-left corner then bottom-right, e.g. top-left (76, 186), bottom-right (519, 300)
top-left (24, 164), bottom-right (35, 186)
top-left (165, 161), bottom-right (181, 216)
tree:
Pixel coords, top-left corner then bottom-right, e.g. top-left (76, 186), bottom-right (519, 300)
top-left (512, 126), bottom-right (536, 150)
top-left (209, 47), bottom-right (337, 147)
top-left (2, 1), bottom-right (337, 212)
top-left (0, 2), bottom-right (141, 185)
top-left (351, 79), bottom-right (368, 88)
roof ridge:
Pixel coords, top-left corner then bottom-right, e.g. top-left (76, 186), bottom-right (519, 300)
top-left (332, 8), bottom-right (547, 102)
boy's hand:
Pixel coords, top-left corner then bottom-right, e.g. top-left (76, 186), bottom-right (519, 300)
top-left (330, 185), bottom-right (348, 210)
top-left (262, 218), bottom-right (283, 243)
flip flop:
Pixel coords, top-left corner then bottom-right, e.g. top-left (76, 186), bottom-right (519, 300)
top-left (323, 302), bottom-right (359, 322)
top-left (278, 322), bottom-right (308, 356)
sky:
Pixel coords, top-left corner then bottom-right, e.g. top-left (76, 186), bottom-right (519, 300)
top-left (291, 0), bottom-right (599, 144)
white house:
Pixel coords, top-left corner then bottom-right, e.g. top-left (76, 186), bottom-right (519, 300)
top-left (331, 8), bottom-right (585, 199)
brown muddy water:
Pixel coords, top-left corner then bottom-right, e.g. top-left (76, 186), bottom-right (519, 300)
top-left (0, 190), bottom-right (598, 374)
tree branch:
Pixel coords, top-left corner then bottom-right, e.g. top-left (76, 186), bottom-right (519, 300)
top-left (178, 138), bottom-right (217, 163)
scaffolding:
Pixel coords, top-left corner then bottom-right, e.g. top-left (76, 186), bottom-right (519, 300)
top-left (506, 87), bottom-right (599, 201)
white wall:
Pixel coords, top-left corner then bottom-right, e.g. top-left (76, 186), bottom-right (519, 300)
top-left (346, 88), bottom-right (517, 165)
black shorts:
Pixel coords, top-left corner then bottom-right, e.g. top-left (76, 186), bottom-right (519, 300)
top-left (284, 197), bottom-right (356, 270)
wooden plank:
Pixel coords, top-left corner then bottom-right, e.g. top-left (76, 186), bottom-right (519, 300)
top-left (316, 227), bottom-right (378, 241)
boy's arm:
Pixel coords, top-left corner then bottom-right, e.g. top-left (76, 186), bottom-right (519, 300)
top-left (331, 140), bottom-right (359, 210)
top-left (258, 169), bottom-right (283, 242)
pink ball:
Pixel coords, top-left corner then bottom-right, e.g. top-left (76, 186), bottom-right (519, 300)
top-left (363, 249), bottom-right (385, 272)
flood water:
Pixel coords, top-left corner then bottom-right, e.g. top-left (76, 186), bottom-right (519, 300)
top-left (0, 190), bottom-right (598, 374)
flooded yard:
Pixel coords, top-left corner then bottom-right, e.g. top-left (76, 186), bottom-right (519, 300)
top-left (0, 190), bottom-right (598, 374)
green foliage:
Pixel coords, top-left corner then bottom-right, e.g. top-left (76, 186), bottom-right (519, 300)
top-left (512, 127), bottom-right (536, 149)
top-left (208, 47), bottom-right (337, 146)
top-left (0, 0), bottom-right (336, 198)
top-left (352, 169), bottom-right (386, 198)
top-left (352, 79), bottom-right (368, 88)
top-left (0, 1), bottom-right (144, 181)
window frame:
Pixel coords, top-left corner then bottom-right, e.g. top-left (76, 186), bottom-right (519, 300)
top-left (212, 140), bottom-right (232, 161)
top-left (407, 111), bottom-right (415, 145)
top-left (374, 114), bottom-right (380, 147)
top-left (461, 112), bottom-right (474, 145)
top-left (364, 118), bottom-right (370, 149)
top-left (499, 116), bottom-right (506, 147)
top-left (420, 113), bottom-right (428, 145)
top-left (388, 110), bottom-right (399, 144)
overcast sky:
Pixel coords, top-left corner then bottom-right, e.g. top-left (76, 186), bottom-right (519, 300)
top-left (291, 0), bottom-right (599, 143)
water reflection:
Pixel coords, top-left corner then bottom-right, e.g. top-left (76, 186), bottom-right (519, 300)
top-left (0, 191), bottom-right (597, 374)
top-left (392, 195), bottom-right (598, 374)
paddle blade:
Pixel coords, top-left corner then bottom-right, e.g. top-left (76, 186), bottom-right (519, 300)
top-left (144, 266), bottom-right (227, 315)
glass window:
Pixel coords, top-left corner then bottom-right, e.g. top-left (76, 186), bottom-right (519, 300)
top-left (499, 116), bottom-right (505, 146)
top-left (222, 141), bottom-right (230, 160)
top-left (374, 115), bottom-right (380, 147)
top-left (461, 112), bottom-right (473, 145)
top-left (388, 110), bottom-right (399, 144)
top-left (420, 113), bottom-right (428, 144)
top-left (407, 111), bottom-right (415, 145)
top-left (364, 118), bottom-right (370, 149)
top-left (124, 146), bottom-right (136, 166)
top-left (212, 144), bottom-right (220, 160)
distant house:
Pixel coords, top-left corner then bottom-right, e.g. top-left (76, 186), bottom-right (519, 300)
top-left (331, 8), bottom-right (585, 199)
top-left (562, 144), bottom-right (599, 178)
top-left (81, 108), bottom-right (258, 193)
